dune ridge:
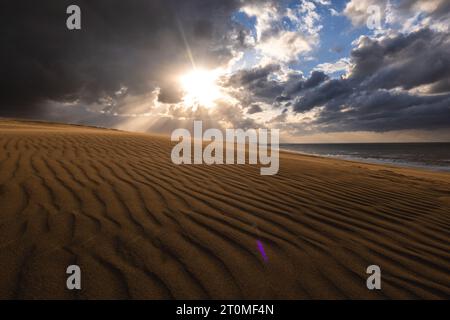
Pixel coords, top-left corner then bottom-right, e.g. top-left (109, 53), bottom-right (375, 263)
top-left (0, 120), bottom-right (449, 299)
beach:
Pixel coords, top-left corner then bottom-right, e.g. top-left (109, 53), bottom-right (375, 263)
top-left (0, 119), bottom-right (449, 299)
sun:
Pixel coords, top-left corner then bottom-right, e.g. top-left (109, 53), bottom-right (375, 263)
top-left (179, 68), bottom-right (222, 108)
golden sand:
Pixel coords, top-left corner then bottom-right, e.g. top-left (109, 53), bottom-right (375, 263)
top-left (0, 120), bottom-right (449, 299)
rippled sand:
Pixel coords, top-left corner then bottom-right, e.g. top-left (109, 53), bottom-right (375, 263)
top-left (0, 119), bottom-right (449, 299)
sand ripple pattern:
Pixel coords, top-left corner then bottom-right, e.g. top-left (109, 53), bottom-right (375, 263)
top-left (0, 121), bottom-right (449, 299)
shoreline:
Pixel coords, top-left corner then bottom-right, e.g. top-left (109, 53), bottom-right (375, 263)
top-left (279, 147), bottom-right (450, 174)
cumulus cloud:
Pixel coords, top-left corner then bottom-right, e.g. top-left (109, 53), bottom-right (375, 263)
top-left (256, 31), bottom-right (313, 63)
top-left (315, 58), bottom-right (351, 74)
top-left (226, 65), bottom-right (329, 107)
top-left (227, 64), bottom-right (284, 105)
top-left (225, 25), bottom-right (450, 134)
top-left (314, 90), bottom-right (450, 132)
top-left (343, 0), bottom-right (450, 32)
top-left (240, 0), bottom-right (326, 64)
top-left (350, 29), bottom-right (450, 93)
top-left (343, 0), bottom-right (386, 27)
top-left (290, 28), bottom-right (450, 132)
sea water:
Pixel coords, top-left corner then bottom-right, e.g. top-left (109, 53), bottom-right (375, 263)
top-left (279, 143), bottom-right (450, 172)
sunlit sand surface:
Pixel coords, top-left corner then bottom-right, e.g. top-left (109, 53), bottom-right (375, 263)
top-left (0, 119), bottom-right (449, 299)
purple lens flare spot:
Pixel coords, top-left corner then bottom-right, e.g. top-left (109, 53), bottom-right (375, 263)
top-left (257, 240), bottom-right (268, 262)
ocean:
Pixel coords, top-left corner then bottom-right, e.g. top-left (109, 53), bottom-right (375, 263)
top-left (279, 143), bottom-right (450, 172)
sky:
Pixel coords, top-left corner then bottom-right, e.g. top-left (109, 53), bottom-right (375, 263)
top-left (2, 0), bottom-right (450, 142)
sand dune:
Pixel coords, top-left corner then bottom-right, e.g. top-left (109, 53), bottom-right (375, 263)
top-left (0, 119), bottom-right (449, 299)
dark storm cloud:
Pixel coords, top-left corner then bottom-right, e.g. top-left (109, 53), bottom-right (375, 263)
top-left (225, 26), bottom-right (450, 132)
top-left (314, 90), bottom-right (450, 132)
top-left (352, 29), bottom-right (450, 93)
top-left (247, 104), bottom-right (263, 114)
top-left (292, 79), bottom-right (352, 113)
top-left (221, 21), bottom-right (449, 132)
top-left (228, 64), bottom-right (281, 86)
top-left (303, 71), bottom-right (329, 90)
top-left (289, 28), bottom-right (450, 132)
top-left (282, 71), bottom-right (329, 97)
top-left (158, 86), bottom-right (184, 104)
top-left (1, 0), bottom-right (244, 117)
top-left (227, 66), bottom-right (328, 106)
top-left (227, 64), bottom-right (285, 105)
